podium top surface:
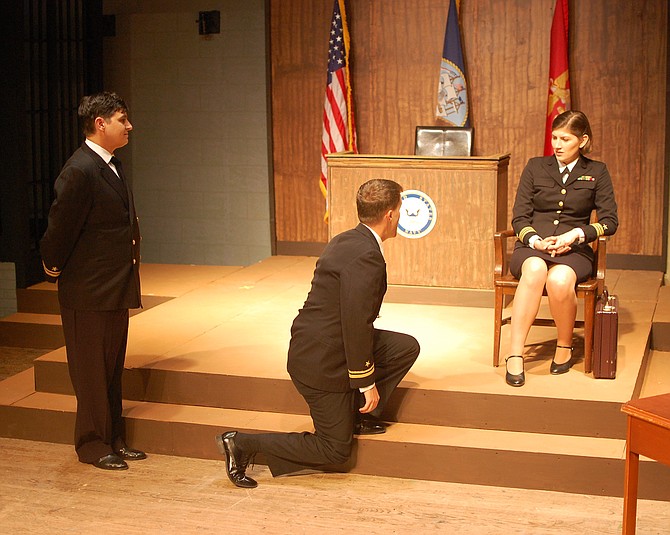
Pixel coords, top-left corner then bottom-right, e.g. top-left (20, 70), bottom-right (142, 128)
top-left (326, 152), bottom-right (510, 170)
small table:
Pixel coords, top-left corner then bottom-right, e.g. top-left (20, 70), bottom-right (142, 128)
top-left (621, 393), bottom-right (670, 534)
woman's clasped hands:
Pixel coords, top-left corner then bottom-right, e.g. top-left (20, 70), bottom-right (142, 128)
top-left (534, 229), bottom-right (582, 257)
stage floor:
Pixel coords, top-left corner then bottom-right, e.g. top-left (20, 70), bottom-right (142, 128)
top-left (117, 257), bottom-right (659, 403)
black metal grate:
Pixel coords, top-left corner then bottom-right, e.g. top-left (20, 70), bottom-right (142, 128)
top-left (11, 0), bottom-right (103, 288)
top-left (25, 0), bottom-right (87, 256)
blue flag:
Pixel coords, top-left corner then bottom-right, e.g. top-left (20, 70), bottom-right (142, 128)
top-left (436, 0), bottom-right (470, 127)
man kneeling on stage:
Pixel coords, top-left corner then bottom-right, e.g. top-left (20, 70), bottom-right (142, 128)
top-left (216, 178), bottom-right (420, 488)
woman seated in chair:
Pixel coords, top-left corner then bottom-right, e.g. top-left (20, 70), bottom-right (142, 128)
top-left (505, 110), bottom-right (618, 387)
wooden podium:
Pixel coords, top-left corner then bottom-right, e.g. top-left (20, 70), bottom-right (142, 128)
top-left (327, 153), bottom-right (510, 291)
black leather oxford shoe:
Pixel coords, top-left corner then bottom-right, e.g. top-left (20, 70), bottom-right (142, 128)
top-left (114, 446), bottom-right (147, 461)
top-left (92, 453), bottom-right (128, 471)
top-left (215, 431), bottom-right (257, 488)
top-left (354, 418), bottom-right (387, 435)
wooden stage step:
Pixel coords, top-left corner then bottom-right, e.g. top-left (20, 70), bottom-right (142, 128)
top-left (3, 282), bottom-right (172, 349)
top-left (31, 347), bottom-right (628, 440)
top-left (2, 368), bottom-right (669, 500)
top-left (16, 285), bottom-right (61, 315)
top-left (0, 313), bottom-right (64, 349)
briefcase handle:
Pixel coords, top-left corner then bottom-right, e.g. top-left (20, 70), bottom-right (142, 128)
top-left (600, 287), bottom-right (615, 311)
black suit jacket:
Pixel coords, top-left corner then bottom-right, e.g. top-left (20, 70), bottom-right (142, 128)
top-left (511, 155), bottom-right (618, 260)
top-left (40, 142), bottom-right (141, 311)
top-left (287, 224), bottom-right (386, 392)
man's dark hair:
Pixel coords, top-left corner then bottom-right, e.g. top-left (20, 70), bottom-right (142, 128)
top-left (78, 92), bottom-right (128, 136)
top-left (356, 179), bottom-right (403, 224)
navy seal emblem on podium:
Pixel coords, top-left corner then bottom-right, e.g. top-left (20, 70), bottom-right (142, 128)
top-left (398, 189), bottom-right (437, 239)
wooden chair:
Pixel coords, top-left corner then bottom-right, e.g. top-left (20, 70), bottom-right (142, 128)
top-left (493, 230), bottom-right (607, 374)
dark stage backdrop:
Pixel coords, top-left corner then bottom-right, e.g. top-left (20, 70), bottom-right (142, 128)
top-left (270, 0), bottom-right (668, 268)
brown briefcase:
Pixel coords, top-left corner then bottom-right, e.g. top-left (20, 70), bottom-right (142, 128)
top-left (593, 289), bottom-right (618, 379)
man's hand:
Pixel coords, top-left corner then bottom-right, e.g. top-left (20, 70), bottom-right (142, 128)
top-left (359, 385), bottom-right (380, 414)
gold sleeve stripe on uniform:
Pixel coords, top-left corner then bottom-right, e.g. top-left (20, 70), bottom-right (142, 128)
top-left (42, 261), bottom-right (61, 278)
top-left (349, 365), bottom-right (375, 380)
top-left (518, 226), bottom-right (537, 242)
top-left (590, 222), bottom-right (605, 237)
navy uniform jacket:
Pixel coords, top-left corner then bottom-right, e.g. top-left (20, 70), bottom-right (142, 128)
top-left (287, 224), bottom-right (386, 393)
top-left (511, 155), bottom-right (618, 261)
top-left (40, 143), bottom-right (141, 311)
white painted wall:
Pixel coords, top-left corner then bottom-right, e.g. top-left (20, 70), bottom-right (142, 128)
top-left (104, 0), bottom-right (271, 266)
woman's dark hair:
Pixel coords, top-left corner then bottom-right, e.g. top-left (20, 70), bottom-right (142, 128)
top-left (356, 179), bottom-right (403, 224)
top-left (78, 92), bottom-right (128, 136)
top-left (552, 110), bottom-right (593, 154)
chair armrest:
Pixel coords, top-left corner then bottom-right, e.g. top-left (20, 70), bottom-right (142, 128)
top-left (494, 229), bottom-right (517, 279)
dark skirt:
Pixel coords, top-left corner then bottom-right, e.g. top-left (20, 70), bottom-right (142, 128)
top-left (510, 246), bottom-right (594, 283)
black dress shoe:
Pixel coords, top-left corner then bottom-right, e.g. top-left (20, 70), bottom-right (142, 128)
top-left (550, 345), bottom-right (574, 375)
top-left (92, 453), bottom-right (128, 471)
top-left (354, 418), bottom-right (387, 435)
top-left (505, 355), bottom-right (525, 387)
top-left (215, 431), bottom-right (257, 488)
top-left (114, 446), bottom-right (147, 461)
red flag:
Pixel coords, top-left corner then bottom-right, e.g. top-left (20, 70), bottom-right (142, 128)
top-left (544, 0), bottom-right (570, 156)
top-left (320, 0), bottom-right (357, 221)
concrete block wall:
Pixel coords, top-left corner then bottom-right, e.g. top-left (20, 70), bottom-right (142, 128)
top-left (104, 0), bottom-right (271, 267)
top-left (0, 263), bottom-right (17, 318)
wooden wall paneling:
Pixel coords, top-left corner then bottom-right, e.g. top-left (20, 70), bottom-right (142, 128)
top-left (270, 0), bottom-right (330, 245)
top-left (571, 0), bottom-right (667, 257)
top-left (352, 1), bottom-right (446, 156)
top-left (463, 0), bottom-right (551, 225)
top-left (639, 0), bottom-right (668, 258)
top-left (270, 0), bottom-right (668, 261)
top-left (572, 0), bottom-right (642, 256)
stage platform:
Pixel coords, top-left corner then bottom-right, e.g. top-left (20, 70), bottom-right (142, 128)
top-left (1, 256), bottom-right (669, 499)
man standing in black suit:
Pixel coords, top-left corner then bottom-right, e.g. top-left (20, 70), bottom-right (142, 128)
top-left (40, 92), bottom-right (146, 470)
top-left (216, 178), bottom-right (420, 488)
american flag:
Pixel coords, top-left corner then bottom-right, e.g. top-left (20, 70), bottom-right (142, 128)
top-left (320, 0), bottom-right (357, 219)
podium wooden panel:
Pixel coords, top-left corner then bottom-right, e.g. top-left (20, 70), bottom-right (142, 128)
top-left (327, 154), bottom-right (509, 290)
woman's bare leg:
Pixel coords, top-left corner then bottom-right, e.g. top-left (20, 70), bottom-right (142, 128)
top-left (546, 264), bottom-right (578, 365)
top-left (508, 257), bottom-right (548, 374)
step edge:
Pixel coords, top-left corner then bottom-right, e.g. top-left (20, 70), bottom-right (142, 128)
top-left (2, 392), bottom-right (626, 459)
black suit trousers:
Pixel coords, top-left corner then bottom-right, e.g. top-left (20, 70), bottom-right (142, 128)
top-left (60, 306), bottom-right (129, 463)
top-left (239, 329), bottom-right (419, 476)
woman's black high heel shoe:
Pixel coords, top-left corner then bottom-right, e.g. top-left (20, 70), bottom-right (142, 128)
top-left (505, 355), bottom-right (525, 387)
top-left (550, 345), bottom-right (574, 375)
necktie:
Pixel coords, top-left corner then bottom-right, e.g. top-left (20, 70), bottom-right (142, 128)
top-left (110, 156), bottom-right (125, 181)
top-left (110, 156), bottom-right (135, 215)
